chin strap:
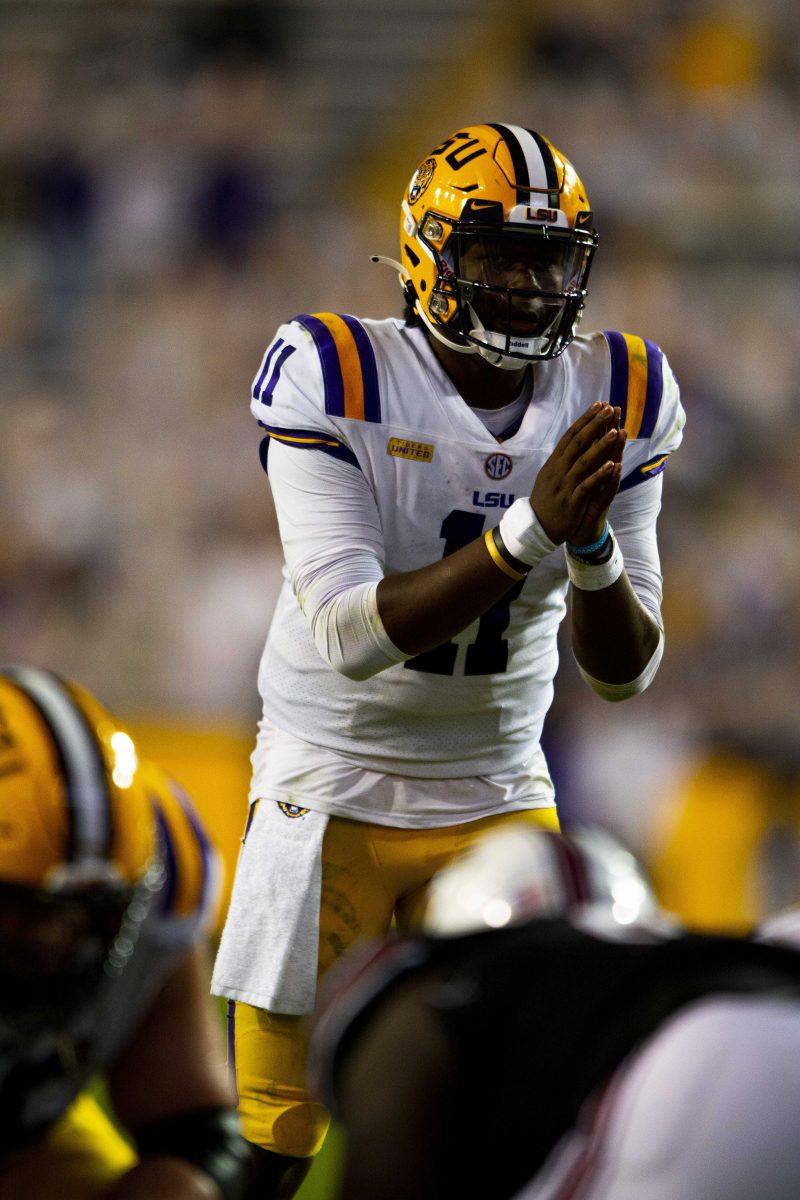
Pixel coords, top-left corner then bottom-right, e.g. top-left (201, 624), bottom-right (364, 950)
top-left (466, 302), bottom-right (523, 370)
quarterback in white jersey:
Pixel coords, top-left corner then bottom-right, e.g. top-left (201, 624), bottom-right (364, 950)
top-left (212, 122), bottom-right (685, 1199)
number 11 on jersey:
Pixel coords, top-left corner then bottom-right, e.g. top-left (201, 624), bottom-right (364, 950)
top-left (404, 510), bottom-right (525, 677)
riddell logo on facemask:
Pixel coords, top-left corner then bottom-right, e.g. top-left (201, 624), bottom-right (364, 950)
top-left (530, 207), bottom-right (557, 222)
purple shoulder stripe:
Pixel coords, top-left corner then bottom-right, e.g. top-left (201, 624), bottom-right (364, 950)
top-left (603, 331), bottom-right (629, 426)
top-left (294, 313), bottom-right (345, 416)
top-left (640, 339), bottom-right (663, 439)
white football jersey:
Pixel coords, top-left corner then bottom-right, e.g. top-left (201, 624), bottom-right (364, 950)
top-left (249, 314), bottom-right (684, 813)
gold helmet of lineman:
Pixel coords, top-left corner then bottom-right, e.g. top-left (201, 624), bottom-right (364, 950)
top-left (378, 123), bottom-right (598, 368)
top-left (0, 667), bottom-right (163, 1035)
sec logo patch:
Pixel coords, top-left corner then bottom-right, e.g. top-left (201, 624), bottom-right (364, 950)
top-left (484, 452), bottom-right (513, 481)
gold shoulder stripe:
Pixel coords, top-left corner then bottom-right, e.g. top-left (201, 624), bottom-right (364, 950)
top-left (311, 312), bottom-right (366, 422)
top-left (621, 333), bottom-right (648, 438)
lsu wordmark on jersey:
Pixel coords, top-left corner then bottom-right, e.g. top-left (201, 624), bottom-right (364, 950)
top-left (250, 310), bottom-right (684, 790)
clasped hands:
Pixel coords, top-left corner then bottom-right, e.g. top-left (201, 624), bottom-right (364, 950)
top-left (531, 402), bottom-right (626, 547)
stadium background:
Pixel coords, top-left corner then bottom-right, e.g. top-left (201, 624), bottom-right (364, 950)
top-left (1, 1), bottom-right (799, 1193)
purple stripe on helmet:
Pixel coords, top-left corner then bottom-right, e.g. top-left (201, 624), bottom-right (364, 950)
top-left (154, 805), bottom-right (177, 914)
top-left (640, 339), bottom-right (663, 440)
top-left (603, 331), bottom-right (629, 427)
top-left (294, 314), bottom-right (345, 416)
top-left (252, 338), bottom-right (284, 401)
top-left (341, 315), bottom-right (381, 423)
top-left (168, 778), bottom-right (214, 912)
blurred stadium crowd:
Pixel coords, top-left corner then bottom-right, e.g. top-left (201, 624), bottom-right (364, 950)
top-left (1, 0), bottom-right (799, 926)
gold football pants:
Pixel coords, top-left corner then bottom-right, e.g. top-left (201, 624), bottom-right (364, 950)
top-left (230, 805), bottom-right (559, 1157)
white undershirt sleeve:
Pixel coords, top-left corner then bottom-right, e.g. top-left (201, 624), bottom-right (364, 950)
top-left (575, 475), bottom-right (666, 701)
top-left (610, 473), bottom-right (665, 629)
top-left (267, 437), bottom-right (409, 679)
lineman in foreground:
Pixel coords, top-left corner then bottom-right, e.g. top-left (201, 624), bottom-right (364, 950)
top-left (0, 667), bottom-right (251, 1200)
top-left (311, 827), bottom-right (800, 1200)
top-left (213, 121), bottom-right (685, 1196)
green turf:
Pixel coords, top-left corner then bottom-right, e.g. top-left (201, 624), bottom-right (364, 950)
top-left (296, 1124), bottom-right (345, 1199)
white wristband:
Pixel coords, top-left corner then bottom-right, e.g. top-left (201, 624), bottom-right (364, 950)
top-left (566, 531), bottom-right (625, 591)
top-left (576, 625), bottom-right (664, 700)
top-left (499, 499), bottom-right (558, 567)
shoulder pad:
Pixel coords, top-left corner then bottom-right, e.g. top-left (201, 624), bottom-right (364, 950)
top-left (291, 313), bottom-right (381, 423)
top-left (603, 331), bottom-right (664, 439)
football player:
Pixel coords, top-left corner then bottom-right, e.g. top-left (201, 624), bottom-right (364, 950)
top-left (311, 827), bottom-right (800, 1200)
top-left (0, 667), bottom-right (251, 1199)
top-left (212, 123), bottom-right (685, 1196)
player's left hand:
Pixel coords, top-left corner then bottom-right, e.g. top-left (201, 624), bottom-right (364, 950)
top-left (531, 402), bottom-right (626, 545)
top-left (568, 405), bottom-right (626, 545)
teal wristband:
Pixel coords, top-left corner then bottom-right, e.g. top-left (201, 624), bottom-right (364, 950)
top-left (566, 523), bottom-right (610, 556)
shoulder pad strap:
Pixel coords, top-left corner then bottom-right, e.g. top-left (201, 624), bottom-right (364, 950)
top-left (293, 313), bottom-right (381, 423)
top-left (603, 331), bottom-right (663, 439)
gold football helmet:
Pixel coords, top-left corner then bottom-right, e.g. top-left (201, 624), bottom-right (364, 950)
top-left (377, 123), bottom-right (598, 367)
top-left (0, 667), bottom-right (162, 1035)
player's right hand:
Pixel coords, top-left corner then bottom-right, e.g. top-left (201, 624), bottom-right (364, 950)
top-left (530, 402), bottom-right (625, 545)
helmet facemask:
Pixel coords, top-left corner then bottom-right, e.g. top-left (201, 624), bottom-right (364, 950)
top-left (426, 217), bottom-right (597, 366)
top-left (0, 668), bottom-right (166, 1049)
top-left (0, 855), bottom-right (163, 1045)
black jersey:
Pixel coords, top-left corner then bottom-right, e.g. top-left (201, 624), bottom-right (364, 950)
top-left (313, 918), bottom-right (800, 1200)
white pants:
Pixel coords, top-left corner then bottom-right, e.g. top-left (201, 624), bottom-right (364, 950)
top-left (519, 994), bottom-right (800, 1200)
